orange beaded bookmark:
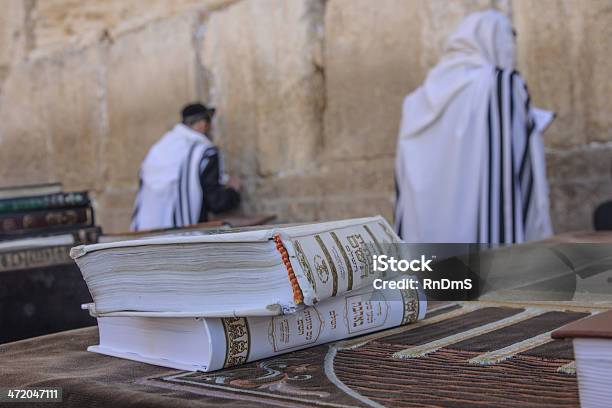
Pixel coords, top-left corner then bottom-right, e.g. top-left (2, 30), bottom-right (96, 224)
top-left (273, 234), bottom-right (304, 304)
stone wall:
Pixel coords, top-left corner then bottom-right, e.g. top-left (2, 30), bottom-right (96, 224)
top-left (0, 0), bottom-right (610, 233)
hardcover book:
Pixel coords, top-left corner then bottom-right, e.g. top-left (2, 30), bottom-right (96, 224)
top-left (0, 225), bottom-right (100, 242)
top-left (552, 311), bottom-right (612, 408)
top-left (0, 206), bottom-right (94, 236)
top-left (0, 227), bottom-right (100, 272)
top-left (71, 216), bottom-right (403, 316)
top-left (0, 191), bottom-right (90, 213)
top-left (0, 226), bottom-right (100, 343)
top-left (86, 281), bottom-right (425, 371)
top-left (0, 245), bottom-right (73, 272)
top-left (0, 182), bottom-right (61, 200)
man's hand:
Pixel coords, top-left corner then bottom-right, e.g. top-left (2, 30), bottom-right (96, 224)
top-left (226, 175), bottom-right (242, 191)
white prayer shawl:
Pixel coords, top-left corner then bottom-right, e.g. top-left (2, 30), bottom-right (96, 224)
top-left (131, 124), bottom-right (213, 231)
top-left (394, 10), bottom-right (553, 244)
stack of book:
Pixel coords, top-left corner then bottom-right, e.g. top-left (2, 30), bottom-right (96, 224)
top-left (71, 215), bottom-right (427, 371)
top-left (0, 182), bottom-right (101, 343)
top-left (0, 182), bottom-right (98, 241)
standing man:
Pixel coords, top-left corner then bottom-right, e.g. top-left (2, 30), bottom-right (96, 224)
top-left (131, 103), bottom-right (241, 231)
top-left (394, 10), bottom-right (554, 244)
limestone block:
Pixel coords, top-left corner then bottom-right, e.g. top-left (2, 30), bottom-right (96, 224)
top-left (251, 155), bottom-right (396, 225)
top-left (104, 13), bottom-right (199, 189)
top-left (317, 195), bottom-right (394, 224)
top-left (579, 0), bottom-right (612, 143)
top-left (252, 192), bottom-right (394, 225)
top-left (323, 0), bottom-right (421, 161)
top-left (200, 0), bottom-right (325, 177)
top-left (92, 188), bottom-right (137, 233)
top-left (255, 198), bottom-right (322, 224)
top-left (323, 0), bottom-right (495, 161)
top-left (252, 157), bottom-right (394, 204)
top-left (0, 47), bottom-right (104, 190)
top-left (31, 0), bottom-right (238, 54)
top-left (546, 146), bottom-right (612, 232)
top-left (514, 0), bottom-right (612, 147)
top-left (546, 147), bottom-right (612, 185)
top-left (549, 179), bottom-right (612, 233)
top-left (253, 173), bottom-right (323, 202)
top-left (0, 0), bottom-right (29, 83)
top-left (318, 158), bottom-right (395, 196)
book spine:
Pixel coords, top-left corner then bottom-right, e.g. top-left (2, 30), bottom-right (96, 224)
top-left (207, 282), bottom-right (424, 371)
top-left (0, 191), bottom-right (90, 213)
top-left (273, 234), bottom-right (304, 304)
top-left (282, 218), bottom-right (402, 306)
top-left (0, 225), bottom-right (101, 242)
top-left (0, 245), bottom-right (74, 272)
top-left (0, 207), bottom-right (93, 234)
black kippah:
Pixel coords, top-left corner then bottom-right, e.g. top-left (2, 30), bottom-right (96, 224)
top-left (181, 103), bottom-right (215, 122)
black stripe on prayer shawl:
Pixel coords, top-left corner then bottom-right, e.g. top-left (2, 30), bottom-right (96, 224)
top-left (518, 116), bottom-right (532, 179)
top-left (199, 148), bottom-right (214, 174)
top-left (522, 120), bottom-right (535, 224)
top-left (496, 69), bottom-right (505, 244)
top-left (184, 143), bottom-right (198, 225)
top-left (523, 164), bottom-right (533, 223)
top-left (394, 176), bottom-right (403, 240)
top-left (131, 175), bottom-right (144, 230)
top-left (176, 158), bottom-right (185, 226)
top-left (487, 96), bottom-right (493, 244)
top-left (520, 82), bottom-right (535, 226)
top-left (518, 81), bottom-right (533, 180)
top-left (520, 156), bottom-right (532, 224)
top-left (509, 71), bottom-right (516, 243)
top-left (476, 186), bottom-right (480, 243)
top-left (485, 70), bottom-right (539, 244)
top-left (197, 150), bottom-right (212, 223)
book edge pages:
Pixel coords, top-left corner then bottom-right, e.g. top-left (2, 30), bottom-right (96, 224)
top-left (88, 345), bottom-right (207, 372)
top-left (573, 338), bottom-right (612, 408)
top-left (83, 303), bottom-right (283, 318)
top-left (70, 228), bottom-right (276, 259)
top-left (92, 316), bottom-right (220, 371)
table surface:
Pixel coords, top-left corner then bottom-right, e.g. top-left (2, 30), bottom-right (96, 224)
top-left (2, 231), bottom-right (611, 407)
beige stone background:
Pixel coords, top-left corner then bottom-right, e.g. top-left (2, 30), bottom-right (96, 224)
top-left (0, 0), bottom-right (610, 233)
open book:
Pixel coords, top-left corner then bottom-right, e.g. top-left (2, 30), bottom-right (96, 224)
top-left (71, 216), bottom-right (402, 316)
top-left (86, 281), bottom-right (425, 371)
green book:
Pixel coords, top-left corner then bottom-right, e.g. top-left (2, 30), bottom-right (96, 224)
top-left (0, 191), bottom-right (89, 213)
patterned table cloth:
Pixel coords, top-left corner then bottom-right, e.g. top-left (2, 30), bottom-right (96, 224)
top-left (1, 301), bottom-right (602, 407)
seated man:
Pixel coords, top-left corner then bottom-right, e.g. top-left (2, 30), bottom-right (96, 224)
top-left (131, 103), bottom-right (241, 231)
